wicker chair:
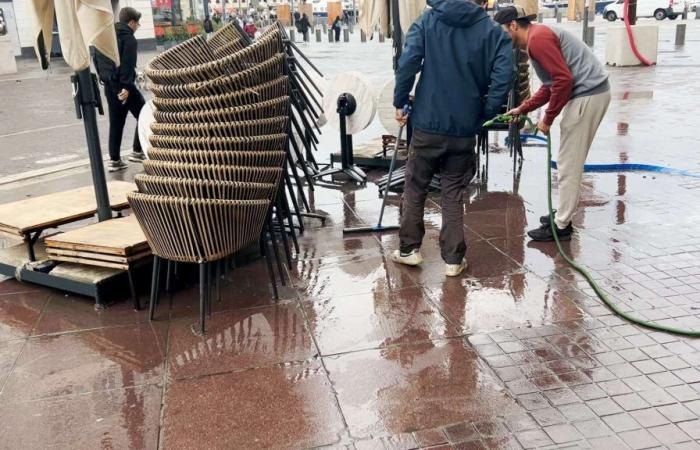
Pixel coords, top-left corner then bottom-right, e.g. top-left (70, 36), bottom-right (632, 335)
top-left (149, 116), bottom-right (289, 138)
top-left (148, 35), bottom-right (218, 71)
top-left (128, 192), bottom-right (269, 334)
top-left (148, 133), bottom-right (288, 151)
top-left (152, 96), bottom-right (290, 123)
top-left (149, 54), bottom-right (285, 99)
top-left (151, 79), bottom-right (289, 113)
top-left (146, 31), bottom-right (283, 85)
top-left (143, 161), bottom-right (282, 185)
top-left (134, 175), bottom-right (276, 201)
top-left (147, 149), bottom-right (286, 168)
top-left (207, 22), bottom-right (247, 51)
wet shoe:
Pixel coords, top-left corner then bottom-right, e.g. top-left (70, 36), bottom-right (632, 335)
top-left (128, 151), bottom-right (146, 162)
top-left (390, 249), bottom-right (423, 266)
top-left (539, 210), bottom-right (557, 225)
top-left (108, 159), bottom-right (128, 172)
top-left (528, 223), bottom-right (573, 242)
top-left (445, 259), bottom-right (467, 277)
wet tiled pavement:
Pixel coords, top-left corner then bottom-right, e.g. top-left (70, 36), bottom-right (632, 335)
top-left (2, 18), bottom-right (700, 450)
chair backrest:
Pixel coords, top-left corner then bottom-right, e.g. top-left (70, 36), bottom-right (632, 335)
top-left (146, 30), bottom-right (283, 85)
top-left (148, 133), bottom-right (288, 151)
top-left (151, 78), bottom-right (289, 113)
top-left (147, 149), bottom-right (286, 168)
top-left (143, 161), bottom-right (283, 185)
top-left (134, 175), bottom-right (276, 201)
top-left (150, 116), bottom-right (289, 138)
top-left (152, 95), bottom-right (290, 122)
top-left (147, 35), bottom-right (217, 71)
top-left (127, 192), bottom-right (269, 263)
top-left (149, 54), bottom-right (285, 99)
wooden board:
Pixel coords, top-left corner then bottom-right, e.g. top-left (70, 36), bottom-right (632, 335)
top-left (48, 255), bottom-right (131, 270)
top-left (0, 181), bottom-right (135, 235)
top-left (46, 248), bottom-right (151, 264)
top-left (44, 215), bottom-right (148, 256)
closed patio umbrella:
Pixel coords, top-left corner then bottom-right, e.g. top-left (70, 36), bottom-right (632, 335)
top-left (358, 0), bottom-right (425, 69)
top-left (28, 0), bottom-right (121, 221)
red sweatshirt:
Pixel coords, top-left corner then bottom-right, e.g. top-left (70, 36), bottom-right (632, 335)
top-left (518, 25), bottom-right (574, 126)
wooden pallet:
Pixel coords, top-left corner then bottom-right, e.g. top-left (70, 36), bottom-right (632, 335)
top-left (0, 181), bottom-right (135, 237)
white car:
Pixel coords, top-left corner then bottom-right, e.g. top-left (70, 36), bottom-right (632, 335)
top-left (604, 0), bottom-right (686, 20)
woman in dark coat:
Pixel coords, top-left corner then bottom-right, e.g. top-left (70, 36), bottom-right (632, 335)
top-left (332, 16), bottom-right (342, 42)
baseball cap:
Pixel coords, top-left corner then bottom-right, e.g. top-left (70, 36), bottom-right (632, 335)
top-left (493, 5), bottom-right (537, 24)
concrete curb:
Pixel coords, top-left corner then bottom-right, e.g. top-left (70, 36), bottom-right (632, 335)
top-left (0, 157), bottom-right (109, 186)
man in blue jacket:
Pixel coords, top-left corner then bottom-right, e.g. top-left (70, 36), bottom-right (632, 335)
top-left (392, 0), bottom-right (514, 276)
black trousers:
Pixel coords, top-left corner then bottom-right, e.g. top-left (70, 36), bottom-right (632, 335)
top-left (334, 28), bottom-right (341, 42)
top-left (399, 129), bottom-right (476, 264)
top-left (104, 83), bottom-right (144, 161)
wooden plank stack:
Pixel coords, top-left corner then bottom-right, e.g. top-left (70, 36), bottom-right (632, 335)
top-left (45, 216), bottom-right (150, 270)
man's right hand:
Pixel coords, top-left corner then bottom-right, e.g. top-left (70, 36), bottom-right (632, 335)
top-left (505, 107), bottom-right (521, 121)
top-left (118, 88), bottom-right (130, 104)
top-left (395, 109), bottom-right (408, 127)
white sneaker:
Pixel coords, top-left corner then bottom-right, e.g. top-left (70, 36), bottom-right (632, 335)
top-left (127, 151), bottom-right (146, 162)
top-left (390, 249), bottom-right (423, 266)
top-left (445, 259), bottom-right (467, 277)
top-left (108, 159), bottom-right (128, 172)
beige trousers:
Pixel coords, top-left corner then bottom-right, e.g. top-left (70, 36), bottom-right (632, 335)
top-left (554, 89), bottom-right (611, 229)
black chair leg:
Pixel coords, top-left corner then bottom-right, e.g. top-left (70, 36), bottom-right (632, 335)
top-left (275, 200), bottom-right (293, 268)
top-left (198, 263), bottom-right (206, 335)
top-left (267, 212), bottom-right (286, 286)
top-left (262, 229), bottom-right (279, 301)
top-left (149, 256), bottom-right (161, 321)
top-left (127, 267), bottom-right (140, 311)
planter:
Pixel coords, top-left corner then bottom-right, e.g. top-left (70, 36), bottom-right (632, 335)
top-left (164, 40), bottom-right (176, 49)
top-left (186, 23), bottom-right (200, 34)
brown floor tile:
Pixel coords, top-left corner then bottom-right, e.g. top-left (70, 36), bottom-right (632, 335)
top-left (32, 292), bottom-right (149, 336)
top-left (414, 428), bottom-right (448, 447)
top-left (296, 225), bottom-right (383, 261)
top-left (0, 339), bottom-right (24, 387)
top-left (166, 264), bottom-right (298, 320)
top-left (0, 384), bottom-right (161, 450)
top-left (426, 273), bottom-right (584, 334)
top-left (1, 323), bottom-right (166, 403)
top-left (162, 360), bottom-right (345, 449)
top-left (324, 339), bottom-right (522, 439)
top-left (296, 253), bottom-right (417, 303)
top-left (167, 304), bottom-right (316, 380)
top-left (303, 285), bottom-right (458, 355)
top-left (0, 291), bottom-right (49, 341)
top-left (0, 279), bottom-right (42, 296)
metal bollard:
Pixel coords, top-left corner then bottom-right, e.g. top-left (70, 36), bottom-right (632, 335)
top-left (343, 28), bottom-right (349, 42)
top-left (586, 26), bottom-right (595, 47)
top-left (379, 32), bottom-right (385, 42)
top-left (361, 30), bottom-right (366, 42)
top-left (682, 6), bottom-right (688, 19)
top-left (328, 29), bottom-right (334, 42)
top-left (538, 12), bottom-right (543, 23)
top-left (696, 8), bottom-right (700, 19)
top-left (290, 29), bottom-right (295, 42)
top-left (556, 9), bottom-right (562, 22)
top-left (676, 23), bottom-right (686, 46)
top-left (316, 28), bottom-right (322, 42)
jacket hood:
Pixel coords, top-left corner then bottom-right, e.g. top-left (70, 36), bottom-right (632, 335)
top-left (116, 21), bottom-right (134, 37)
top-left (427, 0), bottom-right (488, 27)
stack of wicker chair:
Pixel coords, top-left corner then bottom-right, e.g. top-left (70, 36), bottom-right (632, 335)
top-left (129, 23), bottom-right (292, 334)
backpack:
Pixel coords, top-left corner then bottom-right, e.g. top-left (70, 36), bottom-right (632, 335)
top-left (92, 46), bottom-right (118, 84)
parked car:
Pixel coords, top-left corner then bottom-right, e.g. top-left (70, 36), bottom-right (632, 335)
top-left (604, 0), bottom-right (686, 20)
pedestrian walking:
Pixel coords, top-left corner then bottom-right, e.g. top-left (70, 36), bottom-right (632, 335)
top-left (299, 13), bottom-right (311, 42)
top-left (495, 6), bottom-right (611, 242)
top-left (391, 0), bottom-right (514, 276)
top-left (244, 18), bottom-right (257, 39)
top-left (93, 7), bottom-right (146, 172)
top-left (332, 16), bottom-right (342, 42)
top-left (203, 15), bottom-right (214, 35)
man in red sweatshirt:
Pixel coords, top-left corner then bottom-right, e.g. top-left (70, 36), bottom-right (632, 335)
top-left (495, 6), bottom-right (611, 242)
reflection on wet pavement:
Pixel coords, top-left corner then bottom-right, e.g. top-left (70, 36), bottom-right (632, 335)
top-left (2, 23), bottom-right (700, 450)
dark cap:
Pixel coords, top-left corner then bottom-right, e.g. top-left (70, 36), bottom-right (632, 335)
top-left (493, 5), bottom-right (536, 24)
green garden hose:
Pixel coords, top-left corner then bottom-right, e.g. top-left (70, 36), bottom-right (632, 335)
top-left (542, 132), bottom-right (700, 336)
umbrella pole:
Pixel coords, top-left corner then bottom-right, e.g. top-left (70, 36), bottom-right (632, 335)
top-left (74, 68), bottom-right (112, 222)
top-left (391, 0), bottom-right (402, 71)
